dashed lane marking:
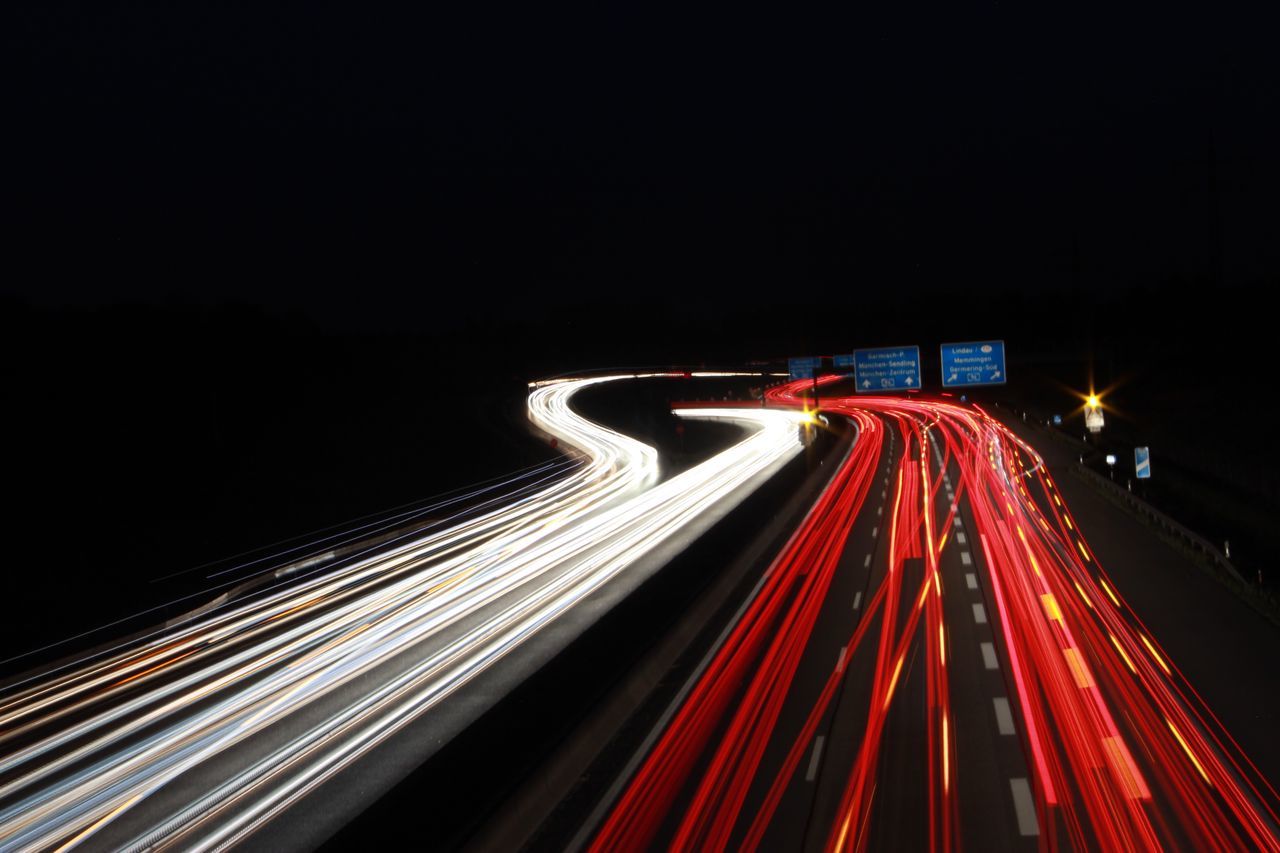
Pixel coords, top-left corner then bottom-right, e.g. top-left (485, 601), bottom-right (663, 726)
top-left (806, 736), bottom-right (826, 782)
top-left (1010, 778), bottom-right (1040, 836)
top-left (993, 697), bottom-right (1016, 735)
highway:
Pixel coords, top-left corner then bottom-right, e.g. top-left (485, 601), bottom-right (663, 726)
top-left (587, 377), bottom-right (1280, 851)
top-left (0, 372), bottom-right (806, 851)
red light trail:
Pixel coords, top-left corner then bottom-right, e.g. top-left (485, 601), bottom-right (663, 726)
top-left (591, 377), bottom-right (1280, 852)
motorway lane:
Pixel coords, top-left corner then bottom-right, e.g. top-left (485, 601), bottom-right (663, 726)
top-left (1, 375), bottom-right (656, 850)
top-left (974, 416), bottom-right (1278, 849)
top-left (745, 417), bottom-right (898, 851)
top-left (926, 428), bottom-right (1039, 850)
top-left (0, 373), bottom-right (806, 851)
top-left (586, 402), bottom-right (886, 851)
top-left (589, 381), bottom-right (1280, 852)
top-left (989, 415), bottom-right (1280, 849)
top-left (1002, 415), bottom-right (1280, 790)
top-left (462, 417), bottom-right (851, 853)
top-left (0, 376), bottom-right (661, 849)
top-left (589, 393), bottom-right (1042, 850)
top-left (799, 411), bottom-right (1035, 852)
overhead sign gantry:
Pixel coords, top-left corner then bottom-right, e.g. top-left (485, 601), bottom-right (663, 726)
top-left (852, 346), bottom-right (921, 392)
top-left (940, 340), bottom-right (1007, 388)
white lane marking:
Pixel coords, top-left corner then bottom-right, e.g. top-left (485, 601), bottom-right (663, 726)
top-left (853, 591), bottom-right (863, 610)
top-left (973, 603), bottom-right (988, 624)
top-left (954, 518), bottom-right (964, 531)
top-left (872, 526), bottom-right (879, 538)
top-left (836, 646), bottom-right (847, 673)
top-left (1010, 777), bottom-right (1040, 836)
top-left (806, 736), bottom-right (826, 782)
top-left (993, 697), bottom-right (1016, 735)
top-left (956, 531), bottom-right (967, 545)
top-left (981, 642), bottom-right (999, 670)
top-left (877, 506), bottom-right (883, 516)
top-left (864, 554), bottom-right (872, 568)
top-left (965, 573), bottom-right (978, 590)
top-left (960, 552), bottom-right (972, 566)
top-left (881, 489), bottom-right (886, 499)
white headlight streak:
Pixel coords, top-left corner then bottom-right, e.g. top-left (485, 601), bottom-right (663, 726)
top-left (0, 377), bottom-right (803, 851)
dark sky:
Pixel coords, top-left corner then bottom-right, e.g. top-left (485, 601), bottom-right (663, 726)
top-left (6, 4), bottom-right (1278, 329)
top-left (4, 4), bottom-right (1279, 667)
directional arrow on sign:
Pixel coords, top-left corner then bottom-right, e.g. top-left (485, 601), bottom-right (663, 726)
top-left (862, 379), bottom-right (872, 388)
top-left (941, 340), bottom-right (1007, 388)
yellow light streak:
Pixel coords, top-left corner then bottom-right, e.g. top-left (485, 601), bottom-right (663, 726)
top-left (1040, 593), bottom-right (1063, 623)
top-left (1108, 632), bottom-right (1136, 674)
top-left (884, 653), bottom-right (906, 710)
top-left (1166, 718), bottom-right (1213, 785)
top-left (1139, 633), bottom-right (1171, 675)
top-left (1063, 647), bottom-right (1095, 689)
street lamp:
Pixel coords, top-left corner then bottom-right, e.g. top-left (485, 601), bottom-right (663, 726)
top-left (1085, 392), bottom-right (1105, 434)
top-left (1105, 453), bottom-right (1117, 480)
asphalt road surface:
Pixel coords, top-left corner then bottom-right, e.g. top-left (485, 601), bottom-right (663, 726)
top-left (0, 373), bottom-right (804, 851)
top-left (587, 378), bottom-right (1280, 852)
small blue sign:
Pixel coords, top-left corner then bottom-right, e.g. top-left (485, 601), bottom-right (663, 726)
top-left (1052, 414), bottom-right (1063, 426)
top-left (853, 346), bottom-right (921, 393)
top-left (940, 340), bottom-right (1007, 388)
top-left (789, 356), bottom-right (821, 380)
top-left (833, 353), bottom-right (857, 368)
top-left (1135, 446), bottom-right (1151, 479)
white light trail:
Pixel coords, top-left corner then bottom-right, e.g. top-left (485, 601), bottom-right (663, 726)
top-left (0, 377), bottom-right (803, 851)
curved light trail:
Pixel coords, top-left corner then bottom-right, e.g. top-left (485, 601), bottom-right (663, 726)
top-left (591, 377), bottom-right (1280, 852)
top-left (0, 373), bottom-right (804, 851)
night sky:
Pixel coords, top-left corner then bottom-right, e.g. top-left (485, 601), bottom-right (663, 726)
top-left (2, 0), bottom-right (1279, 721)
top-left (6, 4), bottom-right (1278, 331)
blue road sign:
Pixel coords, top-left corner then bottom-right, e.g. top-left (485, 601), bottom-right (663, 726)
top-left (833, 353), bottom-right (857, 368)
top-left (852, 346), bottom-right (921, 393)
top-left (1135, 446), bottom-right (1151, 479)
top-left (940, 340), bottom-right (1007, 388)
top-left (1052, 414), bottom-right (1063, 426)
top-left (789, 356), bottom-right (820, 380)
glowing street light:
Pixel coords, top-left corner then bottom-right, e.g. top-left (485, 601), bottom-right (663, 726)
top-left (1085, 391), bottom-right (1105, 435)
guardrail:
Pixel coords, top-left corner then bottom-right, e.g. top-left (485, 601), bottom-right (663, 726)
top-left (1070, 463), bottom-right (1245, 585)
top-left (1024, 416), bottom-right (1244, 581)
top-left (996, 410), bottom-right (1278, 625)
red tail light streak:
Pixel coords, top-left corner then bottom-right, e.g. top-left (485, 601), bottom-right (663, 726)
top-left (591, 379), bottom-right (1280, 852)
